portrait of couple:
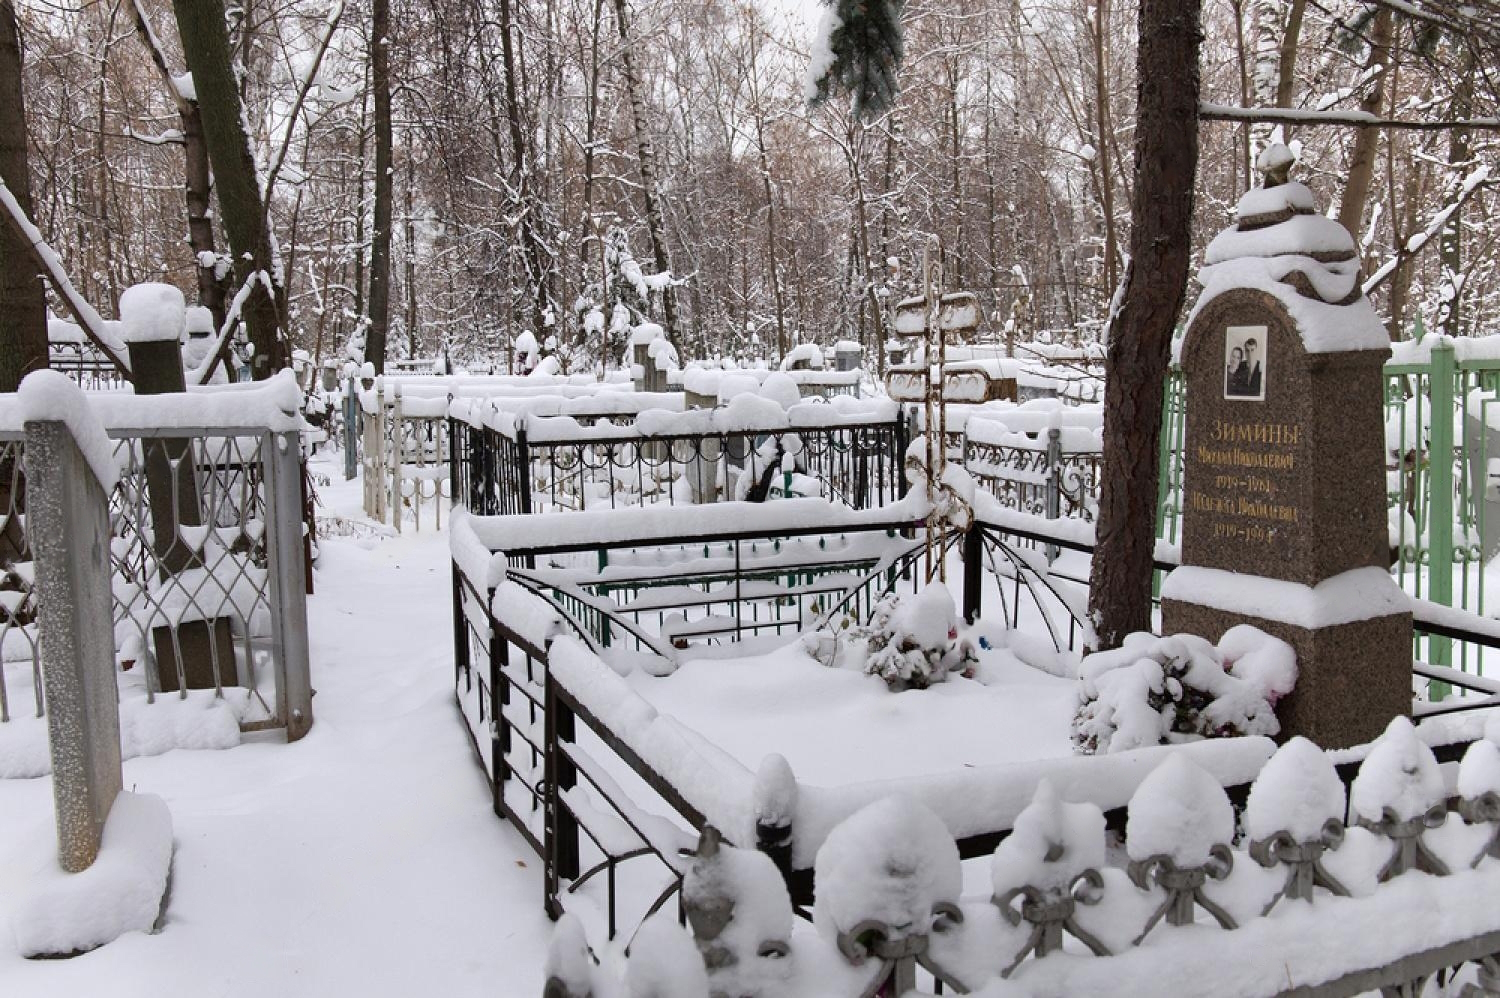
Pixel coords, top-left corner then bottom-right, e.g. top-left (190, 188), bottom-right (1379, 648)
top-left (1224, 325), bottom-right (1267, 401)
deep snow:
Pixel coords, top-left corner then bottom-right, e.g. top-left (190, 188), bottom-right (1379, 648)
top-left (0, 461), bottom-right (554, 996)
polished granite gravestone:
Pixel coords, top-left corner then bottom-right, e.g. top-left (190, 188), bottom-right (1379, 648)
top-left (1161, 146), bottom-right (1411, 750)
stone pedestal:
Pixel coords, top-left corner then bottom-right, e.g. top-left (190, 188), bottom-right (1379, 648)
top-left (1162, 568), bottom-right (1411, 749)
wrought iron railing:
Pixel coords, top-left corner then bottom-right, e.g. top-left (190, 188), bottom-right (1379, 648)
top-left (548, 729), bottom-right (1500, 998)
top-left (451, 411), bottom-right (909, 516)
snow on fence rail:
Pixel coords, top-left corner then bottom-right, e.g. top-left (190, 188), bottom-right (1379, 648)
top-left (449, 501), bottom-right (1287, 939)
top-left (450, 394), bottom-right (907, 515)
top-left (548, 723), bottom-right (1500, 998)
top-left (0, 372), bottom-right (313, 775)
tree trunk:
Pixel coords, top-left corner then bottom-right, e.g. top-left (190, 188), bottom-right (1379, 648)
top-left (1437, 49), bottom-right (1473, 338)
top-left (171, 0), bottom-right (286, 379)
top-left (364, 0), bottom-right (393, 375)
top-left (499, 0), bottom-right (557, 339)
top-left (1273, 0), bottom-right (1304, 108)
top-left (0, 0), bottom-right (46, 393)
top-left (1091, 0), bottom-right (1119, 295)
top-left (1087, 0), bottom-right (1203, 650)
top-left (130, 0), bottom-right (229, 334)
top-left (612, 0), bottom-right (676, 337)
top-left (1334, 8), bottom-right (1392, 241)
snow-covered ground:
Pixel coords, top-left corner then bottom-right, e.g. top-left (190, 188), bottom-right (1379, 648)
top-left (0, 459), bottom-right (554, 996)
top-left (625, 642), bottom-right (1077, 786)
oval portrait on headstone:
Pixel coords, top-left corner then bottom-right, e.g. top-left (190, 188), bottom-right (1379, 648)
top-left (1224, 324), bottom-right (1268, 401)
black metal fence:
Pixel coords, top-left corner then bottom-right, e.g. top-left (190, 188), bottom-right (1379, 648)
top-left (451, 412), bottom-right (909, 516)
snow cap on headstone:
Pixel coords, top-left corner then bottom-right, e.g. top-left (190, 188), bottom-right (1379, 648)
top-left (1202, 145), bottom-right (1361, 306)
top-left (119, 282), bottom-right (186, 344)
top-left (1190, 145), bottom-right (1390, 354)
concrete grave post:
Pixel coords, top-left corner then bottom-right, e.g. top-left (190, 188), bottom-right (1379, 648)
top-left (1160, 146), bottom-right (1412, 749)
top-left (21, 375), bottom-right (122, 872)
top-left (121, 284), bottom-right (236, 694)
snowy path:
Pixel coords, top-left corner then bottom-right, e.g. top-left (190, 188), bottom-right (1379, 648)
top-left (0, 466), bottom-right (553, 996)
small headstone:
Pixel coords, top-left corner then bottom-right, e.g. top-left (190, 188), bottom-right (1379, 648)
top-left (1161, 148), bottom-right (1411, 749)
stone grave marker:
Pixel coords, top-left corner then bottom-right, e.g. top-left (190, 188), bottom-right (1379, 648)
top-left (1161, 146), bottom-right (1411, 749)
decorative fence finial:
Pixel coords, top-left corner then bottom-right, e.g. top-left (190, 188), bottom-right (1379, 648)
top-left (1125, 755), bottom-right (1238, 940)
top-left (1350, 716), bottom-right (1450, 880)
top-left (991, 779), bottom-right (1110, 975)
top-left (1245, 737), bottom-right (1349, 912)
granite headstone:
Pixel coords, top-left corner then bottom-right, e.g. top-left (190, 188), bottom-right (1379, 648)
top-left (1161, 146), bottom-right (1411, 750)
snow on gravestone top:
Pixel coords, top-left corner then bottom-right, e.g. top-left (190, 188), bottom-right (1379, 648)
top-left (1188, 143), bottom-right (1387, 356)
top-left (118, 282), bottom-right (186, 344)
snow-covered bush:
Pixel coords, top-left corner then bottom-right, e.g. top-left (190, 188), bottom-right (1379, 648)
top-left (804, 583), bottom-right (978, 691)
top-left (1072, 626), bottom-right (1296, 754)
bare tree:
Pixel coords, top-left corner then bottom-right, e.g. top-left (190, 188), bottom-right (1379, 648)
top-left (171, 0), bottom-right (287, 378)
top-left (1088, 0), bottom-right (1204, 649)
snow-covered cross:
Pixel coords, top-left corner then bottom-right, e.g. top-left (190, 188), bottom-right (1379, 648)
top-left (887, 235), bottom-right (979, 582)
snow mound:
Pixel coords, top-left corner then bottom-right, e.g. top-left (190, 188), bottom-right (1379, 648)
top-left (758, 372), bottom-right (802, 412)
top-left (813, 796), bottom-right (960, 941)
top-left (543, 913), bottom-right (596, 996)
top-left (1244, 736), bottom-right (1345, 842)
top-left (11, 792), bottom-right (173, 957)
top-left (1457, 738), bottom-right (1500, 802)
top-left (1126, 755), bottom-right (1234, 866)
top-left (17, 369), bottom-right (119, 492)
top-left (754, 753), bottom-right (797, 827)
top-left (1075, 628), bottom-right (1294, 754)
top-left (626, 915), bottom-right (709, 998)
top-left (991, 779), bottom-right (1105, 896)
top-left (119, 282), bottom-right (186, 344)
top-left (684, 836), bottom-right (791, 995)
top-left (1350, 716), bottom-right (1444, 824)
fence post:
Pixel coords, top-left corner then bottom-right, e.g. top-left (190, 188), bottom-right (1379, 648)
top-left (266, 429), bottom-right (314, 741)
top-left (544, 665), bottom-right (579, 919)
top-left (1153, 369), bottom-right (1182, 600)
top-left (25, 413), bottom-right (122, 872)
top-left (895, 408), bottom-right (911, 500)
top-left (491, 620), bottom-right (511, 805)
top-left (391, 386), bottom-right (404, 533)
top-left (962, 525), bottom-right (984, 623)
top-left (452, 564), bottom-right (469, 690)
top-left (1429, 340), bottom-right (1456, 684)
top-left (517, 424), bottom-right (534, 517)
top-left (343, 376), bottom-right (358, 481)
top-left (1044, 426), bottom-right (1062, 564)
